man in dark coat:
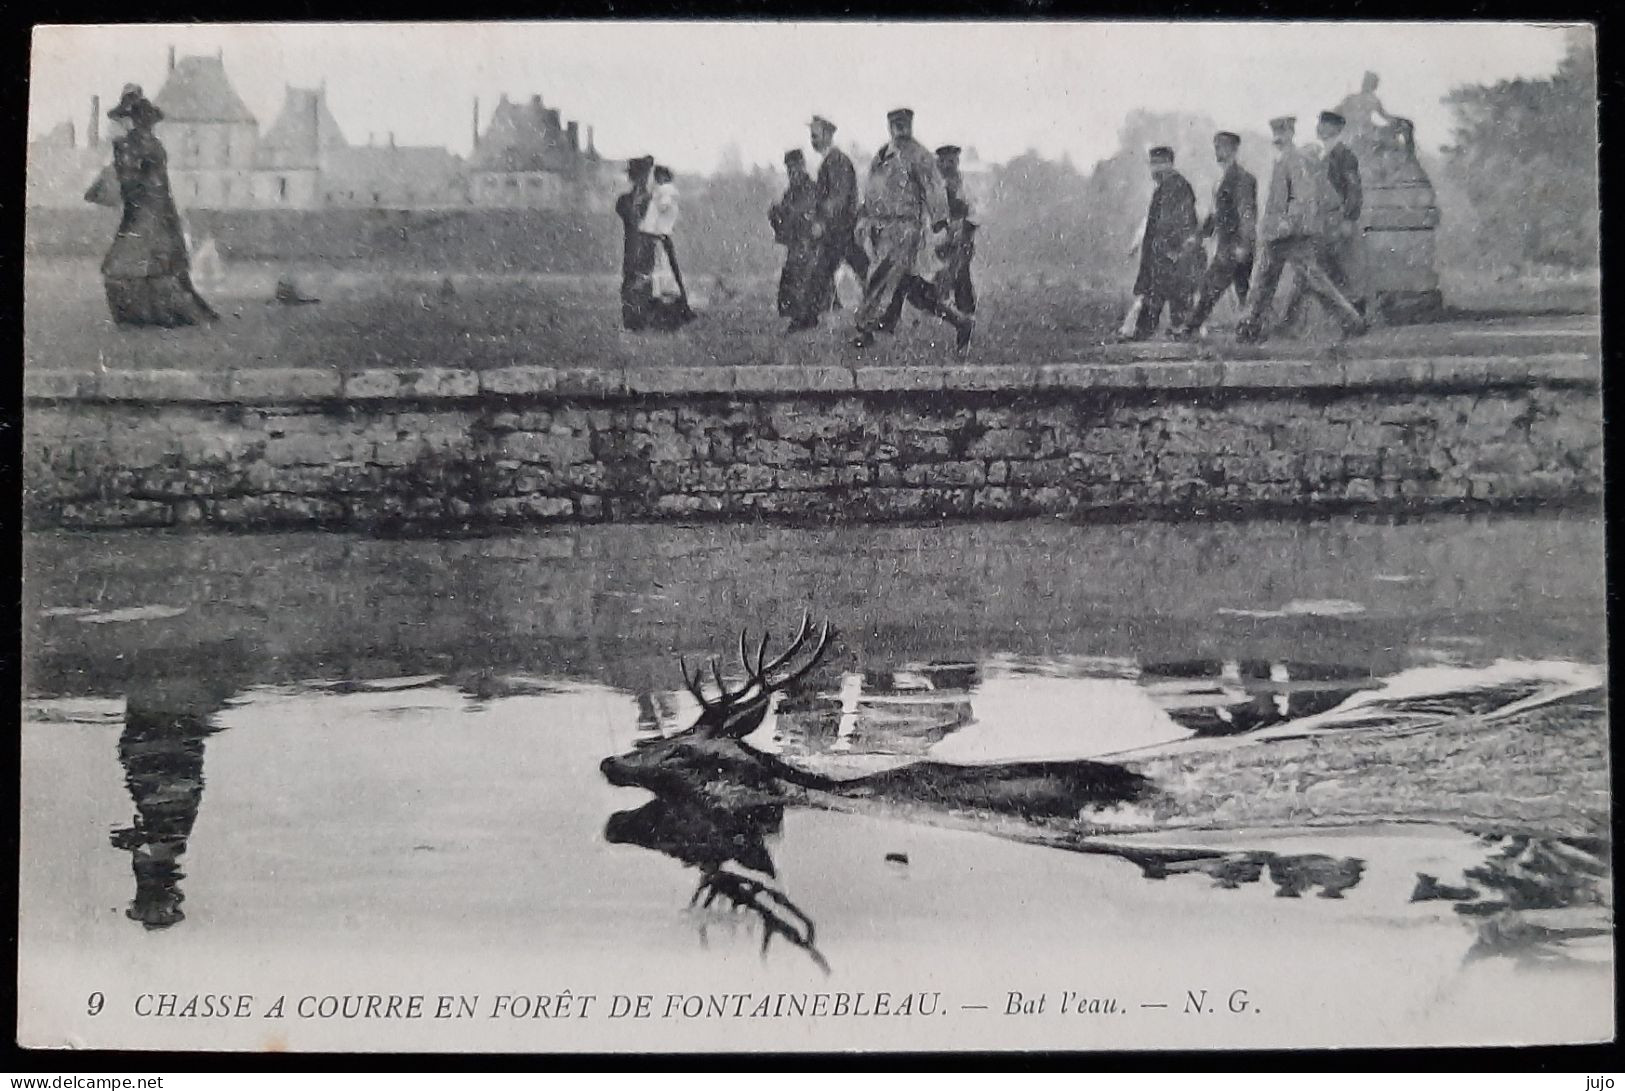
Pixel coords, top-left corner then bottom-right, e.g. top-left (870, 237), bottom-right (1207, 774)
top-left (615, 156), bottom-right (659, 330)
top-left (790, 115), bottom-right (869, 331)
top-left (931, 145), bottom-right (977, 316)
top-left (1127, 146), bottom-right (1201, 340)
top-left (1177, 131), bottom-right (1258, 337)
top-left (1317, 109), bottom-right (1366, 313)
top-left (770, 150), bottom-right (820, 321)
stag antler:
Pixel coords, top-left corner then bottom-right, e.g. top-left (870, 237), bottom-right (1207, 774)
top-left (693, 868), bottom-right (831, 974)
top-left (676, 612), bottom-right (836, 734)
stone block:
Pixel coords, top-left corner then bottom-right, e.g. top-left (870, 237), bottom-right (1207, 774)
top-left (344, 368), bottom-right (479, 400)
top-left (733, 364), bottom-right (855, 394)
top-left (496, 430), bottom-right (593, 465)
top-left (903, 461), bottom-right (986, 488)
top-left (96, 369), bottom-right (231, 403)
top-left (1342, 358), bottom-right (1433, 389)
top-left (1142, 361), bottom-right (1224, 389)
top-left (488, 409), bottom-right (555, 432)
top-left (1038, 363), bottom-right (1124, 391)
top-left (23, 370), bottom-right (90, 400)
top-left (1536, 353), bottom-right (1602, 386)
top-left (557, 368), bottom-right (628, 398)
top-left (228, 369), bottom-right (342, 403)
top-left (490, 495), bottom-right (575, 520)
top-left (967, 428), bottom-right (1038, 459)
top-left (59, 498), bottom-right (173, 527)
top-left (854, 366), bottom-right (948, 392)
top-left (1220, 359), bottom-right (1333, 389)
top-left (625, 367), bottom-right (734, 395)
top-left (1006, 459), bottom-right (1072, 487)
top-left (267, 432), bottom-right (364, 466)
top-left (207, 494), bottom-right (346, 526)
top-left (1429, 358), bottom-right (1492, 387)
top-left (941, 365), bottom-right (1042, 392)
top-left (480, 367), bottom-right (559, 396)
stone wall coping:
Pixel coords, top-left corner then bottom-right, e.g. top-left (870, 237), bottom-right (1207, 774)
top-left (22, 352), bottom-right (1599, 404)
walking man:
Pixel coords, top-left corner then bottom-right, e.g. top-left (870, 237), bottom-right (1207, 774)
top-left (851, 108), bottom-right (973, 352)
top-left (931, 144), bottom-right (978, 316)
top-left (1316, 109), bottom-right (1366, 314)
top-left (769, 149), bottom-right (820, 320)
top-left (1126, 146), bottom-right (1200, 340)
top-left (1177, 131), bottom-right (1257, 337)
top-left (1235, 116), bottom-right (1367, 344)
top-left (1280, 110), bottom-right (1368, 327)
top-left (790, 115), bottom-right (868, 331)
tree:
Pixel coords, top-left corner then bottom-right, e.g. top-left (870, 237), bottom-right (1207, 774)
top-left (1439, 29), bottom-right (1599, 271)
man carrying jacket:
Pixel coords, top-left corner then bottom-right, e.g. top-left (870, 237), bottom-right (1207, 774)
top-left (851, 108), bottom-right (972, 352)
top-left (1235, 116), bottom-right (1367, 344)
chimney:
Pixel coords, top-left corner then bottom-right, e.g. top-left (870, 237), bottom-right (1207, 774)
top-left (472, 96), bottom-right (480, 152)
top-left (586, 125), bottom-right (596, 154)
top-left (168, 46), bottom-right (175, 72)
top-left (566, 121), bottom-right (579, 152)
top-left (388, 132), bottom-right (396, 149)
top-left (89, 95), bottom-right (100, 147)
top-left (531, 94), bottom-right (542, 108)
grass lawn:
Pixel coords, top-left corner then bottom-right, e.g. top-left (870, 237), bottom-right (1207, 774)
top-left (24, 257), bottom-right (1601, 374)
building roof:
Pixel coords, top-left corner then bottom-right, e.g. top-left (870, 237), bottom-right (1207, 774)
top-left (470, 93), bottom-right (582, 174)
top-left (257, 87), bottom-right (348, 169)
top-left (153, 54), bottom-right (257, 125)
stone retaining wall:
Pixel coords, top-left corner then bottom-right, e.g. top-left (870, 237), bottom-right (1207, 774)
top-left (22, 355), bottom-right (1603, 528)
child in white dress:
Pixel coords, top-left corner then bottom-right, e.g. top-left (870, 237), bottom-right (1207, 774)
top-left (640, 167), bottom-right (682, 301)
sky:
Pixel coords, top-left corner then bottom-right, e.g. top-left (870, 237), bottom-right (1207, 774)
top-left (29, 21), bottom-right (1583, 173)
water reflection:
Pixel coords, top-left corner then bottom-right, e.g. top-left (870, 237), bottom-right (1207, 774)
top-left (109, 706), bottom-right (216, 929)
top-left (106, 667), bottom-right (247, 930)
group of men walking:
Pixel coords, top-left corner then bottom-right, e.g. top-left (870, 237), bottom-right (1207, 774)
top-left (1129, 110), bottom-right (1370, 344)
top-left (770, 109), bottom-right (977, 351)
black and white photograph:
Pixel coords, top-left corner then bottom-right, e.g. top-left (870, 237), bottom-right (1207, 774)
top-left (17, 19), bottom-right (1609, 1054)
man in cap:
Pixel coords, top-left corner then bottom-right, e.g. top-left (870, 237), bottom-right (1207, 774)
top-left (1126, 146), bottom-right (1201, 340)
top-left (789, 115), bottom-right (869, 332)
top-left (1235, 116), bottom-right (1367, 343)
top-left (1317, 110), bottom-right (1365, 312)
top-left (931, 145), bottom-right (978, 316)
top-left (851, 108), bottom-right (973, 352)
top-left (614, 156), bottom-right (659, 330)
top-left (1176, 131), bottom-right (1258, 338)
top-left (769, 149), bottom-right (820, 321)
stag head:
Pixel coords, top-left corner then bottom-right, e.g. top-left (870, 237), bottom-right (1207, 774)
top-left (599, 611), bottom-right (836, 797)
top-left (678, 611), bottom-right (834, 741)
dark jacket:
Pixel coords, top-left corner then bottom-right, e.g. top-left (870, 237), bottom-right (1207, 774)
top-left (1202, 161), bottom-right (1258, 255)
top-left (1325, 142), bottom-right (1363, 222)
top-left (1135, 169), bottom-right (1200, 295)
top-left (616, 187), bottom-right (654, 281)
top-left (814, 146), bottom-right (860, 231)
top-left (769, 178), bottom-right (818, 247)
top-left (98, 129), bottom-right (192, 280)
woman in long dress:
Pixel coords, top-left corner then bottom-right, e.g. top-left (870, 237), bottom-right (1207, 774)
top-left (88, 85), bottom-right (217, 328)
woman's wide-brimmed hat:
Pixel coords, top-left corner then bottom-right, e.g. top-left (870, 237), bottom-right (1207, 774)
top-left (108, 84), bottom-right (164, 127)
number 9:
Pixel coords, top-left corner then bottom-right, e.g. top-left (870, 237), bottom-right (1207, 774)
top-left (87, 992), bottom-right (104, 1016)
